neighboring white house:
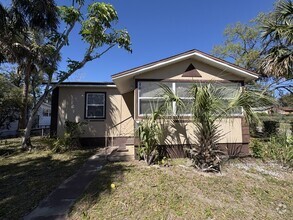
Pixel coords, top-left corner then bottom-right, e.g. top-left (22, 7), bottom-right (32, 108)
top-left (252, 106), bottom-right (273, 114)
top-left (0, 120), bottom-right (19, 138)
top-left (0, 102), bottom-right (51, 138)
top-left (36, 102), bottom-right (51, 128)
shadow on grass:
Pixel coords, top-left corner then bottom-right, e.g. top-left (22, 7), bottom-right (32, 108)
top-left (69, 162), bottom-right (134, 217)
top-left (0, 150), bottom-right (93, 220)
top-left (0, 148), bottom-right (16, 156)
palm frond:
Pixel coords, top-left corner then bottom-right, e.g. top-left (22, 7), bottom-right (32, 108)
top-left (12, 0), bottom-right (59, 32)
top-left (159, 83), bottom-right (185, 116)
top-left (260, 0), bottom-right (293, 77)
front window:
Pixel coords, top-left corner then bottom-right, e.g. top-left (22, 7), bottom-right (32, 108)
top-left (85, 92), bottom-right (106, 119)
top-left (137, 81), bottom-right (242, 116)
top-left (138, 81), bottom-right (172, 115)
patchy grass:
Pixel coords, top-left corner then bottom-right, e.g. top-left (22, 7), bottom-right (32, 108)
top-left (70, 158), bottom-right (293, 220)
top-left (0, 137), bottom-right (95, 219)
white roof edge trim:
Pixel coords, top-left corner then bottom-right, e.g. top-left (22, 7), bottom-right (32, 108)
top-left (112, 53), bottom-right (193, 80)
top-left (112, 52), bottom-right (258, 80)
top-left (194, 52), bottom-right (258, 79)
top-left (57, 84), bottom-right (116, 88)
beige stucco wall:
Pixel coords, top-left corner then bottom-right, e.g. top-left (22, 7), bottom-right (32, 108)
top-left (140, 118), bottom-right (243, 145)
top-left (135, 58), bottom-right (245, 82)
top-left (57, 87), bottom-right (134, 138)
top-left (57, 58), bottom-right (245, 145)
top-left (133, 58), bottom-right (245, 144)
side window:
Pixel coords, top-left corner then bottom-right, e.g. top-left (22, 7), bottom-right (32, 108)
top-left (85, 92), bottom-right (106, 119)
top-left (43, 108), bottom-right (51, 117)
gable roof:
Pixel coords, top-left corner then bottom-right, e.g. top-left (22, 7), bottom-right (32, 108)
top-left (112, 49), bottom-right (259, 94)
top-left (112, 49), bottom-right (258, 79)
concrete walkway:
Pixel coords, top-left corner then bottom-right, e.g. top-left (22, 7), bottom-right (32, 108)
top-left (23, 148), bottom-right (111, 220)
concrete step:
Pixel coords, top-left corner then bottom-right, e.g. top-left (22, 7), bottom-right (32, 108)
top-left (107, 145), bottom-right (135, 162)
top-left (112, 151), bottom-right (133, 156)
top-left (117, 148), bottom-right (129, 153)
top-left (107, 155), bottom-right (134, 162)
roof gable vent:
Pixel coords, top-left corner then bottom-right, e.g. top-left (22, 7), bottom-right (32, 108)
top-left (182, 64), bottom-right (201, 77)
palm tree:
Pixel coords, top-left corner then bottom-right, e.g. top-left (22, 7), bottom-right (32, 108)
top-left (160, 83), bottom-right (274, 172)
top-left (0, 0), bottom-right (59, 148)
top-left (260, 0), bottom-right (293, 79)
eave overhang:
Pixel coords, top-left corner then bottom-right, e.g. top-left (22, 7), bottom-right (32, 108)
top-left (111, 49), bottom-right (259, 94)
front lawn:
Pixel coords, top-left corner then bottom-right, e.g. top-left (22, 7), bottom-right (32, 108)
top-left (69, 159), bottom-right (293, 220)
top-left (0, 137), bottom-right (95, 219)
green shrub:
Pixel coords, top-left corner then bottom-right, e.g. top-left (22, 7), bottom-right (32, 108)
top-left (250, 134), bottom-right (293, 167)
top-left (263, 120), bottom-right (279, 137)
top-left (268, 135), bottom-right (293, 167)
top-left (250, 139), bottom-right (265, 158)
top-left (52, 120), bottom-right (87, 153)
top-left (52, 136), bottom-right (68, 153)
top-left (249, 122), bottom-right (258, 137)
top-left (137, 112), bottom-right (162, 165)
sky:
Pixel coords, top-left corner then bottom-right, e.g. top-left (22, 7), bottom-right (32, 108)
top-left (9, 0), bottom-right (278, 82)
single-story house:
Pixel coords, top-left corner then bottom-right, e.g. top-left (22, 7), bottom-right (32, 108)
top-left (51, 49), bottom-right (258, 157)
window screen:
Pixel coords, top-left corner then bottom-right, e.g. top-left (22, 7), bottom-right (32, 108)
top-left (85, 93), bottom-right (105, 119)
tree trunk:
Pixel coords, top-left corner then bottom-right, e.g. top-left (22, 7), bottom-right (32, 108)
top-left (19, 63), bottom-right (32, 129)
top-left (21, 90), bottom-right (48, 150)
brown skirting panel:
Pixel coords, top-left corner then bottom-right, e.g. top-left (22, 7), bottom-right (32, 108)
top-left (241, 118), bottom-right (250, 143)
top-left (135, 143), bottom-right (250, 159)
top-left (79, 137), bottom-right (105, 147)
top-left (158, 145), bottom-right (187, 158)
top-left (218, 143), bottom-right (250, 157)
top-left (79, 136), bottom-right (134, 148)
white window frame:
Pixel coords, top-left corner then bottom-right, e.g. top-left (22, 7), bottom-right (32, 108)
top-left (85, 92), bottom-right (106, 119)
top-left (175, 82), bottom-right (194, 116)
top-left (221, 83), bottom-right (243, 116)
top-left (137, 81), bottom-right (243, 117)
top-left (138, 81), bottom-right (190, 116)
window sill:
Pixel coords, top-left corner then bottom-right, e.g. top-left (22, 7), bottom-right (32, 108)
top-left (85, 118), bottom-right (106, 122)
top-left (136, 115), bottom-right (244, 121)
